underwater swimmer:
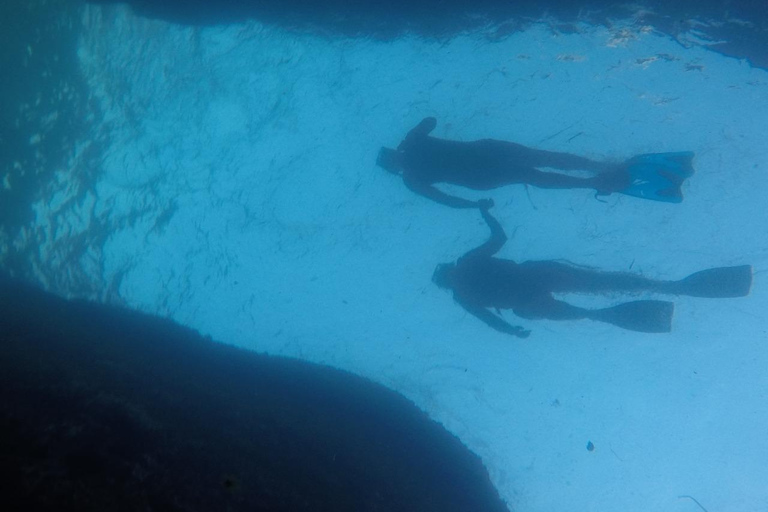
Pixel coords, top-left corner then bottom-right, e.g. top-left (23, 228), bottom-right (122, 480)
top-left (377, 117), bottom-right (695, 208)
top-left (433, 201), bottom-right (752, 337)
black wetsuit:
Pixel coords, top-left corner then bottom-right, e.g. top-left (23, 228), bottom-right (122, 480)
top-left (438, 207), bottom-right (681, 338)
top-left (381, 117), bottom-right (625, 208)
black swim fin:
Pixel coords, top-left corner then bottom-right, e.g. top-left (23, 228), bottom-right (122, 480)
top-left (670, 265), bottom-right (753, 298)
top-left (589, 300), bottom-right (674, 333)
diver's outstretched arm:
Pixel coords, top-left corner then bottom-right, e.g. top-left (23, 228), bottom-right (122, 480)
top-left (455, 295), bottom-right (530, 338)
top-left (406, 117), bottom-right (437, 139)
top-left (461, 204), bottom-right (506, 259)
top-left (403, 177), bottom-right (481, 209)
top-left (398, 117), bottom-right (438, 151)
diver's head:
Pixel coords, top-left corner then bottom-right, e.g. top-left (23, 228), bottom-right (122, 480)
top-left (432, 262), bottom-right (456, 289)
top-left (376, 147), bottom-right (404, 175)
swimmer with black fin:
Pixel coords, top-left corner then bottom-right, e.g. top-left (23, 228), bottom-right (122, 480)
top-left (433, 201), bottom-right (752, 337)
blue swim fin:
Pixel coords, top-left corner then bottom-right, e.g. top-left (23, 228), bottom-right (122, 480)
top-left (619, 152), bottom-right (695, 203)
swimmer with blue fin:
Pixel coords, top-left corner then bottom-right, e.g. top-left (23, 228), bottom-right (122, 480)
top-left (377, 117), bottom-right (695, 208)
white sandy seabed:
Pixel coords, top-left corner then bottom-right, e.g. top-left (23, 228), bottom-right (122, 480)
top-left (29, 5), bottom-right (768, 511)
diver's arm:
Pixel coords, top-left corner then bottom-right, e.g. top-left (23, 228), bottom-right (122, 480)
top-left (401, 117), bottom-right (437, 145)
top-left (455, 295), bottom-right (530, 338)
top-left (462, 205), bottom-right (506, 258)
top-left (403, 176), bottom-right (481, 209)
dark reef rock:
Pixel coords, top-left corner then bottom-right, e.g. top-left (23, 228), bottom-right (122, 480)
top-left (0, 274), bottom-right (509, 512)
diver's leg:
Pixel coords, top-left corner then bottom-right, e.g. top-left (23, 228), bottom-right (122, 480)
top-left (476, 139), bottom-right (611, 172)
top-left (531, 147), bottom-right (617, 172)
top-left (493, 140), bottom-right (618, 173)
top-left (552, 264), bottom-right (754, 298)
top-left (514, 293), bottom-right (674, 332)
top-left (514, 294), bottom-right (592, 321)
top-left (515, 167), bottom-right (628, 191)
top-left (496, 141), bottom-right (630, 192)
top-left (469, 139), bottom-right (622, 191)
top-left (519, 260), bottom-right (670, 294)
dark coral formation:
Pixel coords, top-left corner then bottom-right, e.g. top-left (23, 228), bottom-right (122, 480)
top-left (0, 274), bottom-right (509, 511)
